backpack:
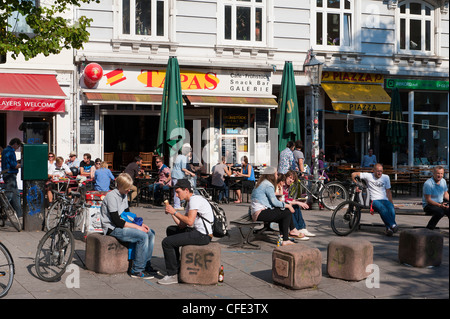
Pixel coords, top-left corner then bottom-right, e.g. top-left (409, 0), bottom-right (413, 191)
top-left (199, 200), bottom-right (229, 238)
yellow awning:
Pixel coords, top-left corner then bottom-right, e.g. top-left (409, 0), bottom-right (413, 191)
top-left (322, 83), bottom-right (391, 111)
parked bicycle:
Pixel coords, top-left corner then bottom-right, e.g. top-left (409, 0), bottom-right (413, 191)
top-left (0, 241), bottom-right (14, 298)
top-left (289, 174), bottom-right (349, 210)
top-left (330, 179), bottom-right (371, 236)
top-left (45, 176), bottom-right (88, 231)
top-left (0, 185), bottom-right (22, 232)
top-left (35, 189), bottom-right (90, 282)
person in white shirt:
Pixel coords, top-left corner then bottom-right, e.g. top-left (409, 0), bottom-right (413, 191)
top-left (47, 156), bottom-right (73, 206)
top-left (352, 163), bottom-right (398, 236)
top-left (159, 179), bottom-right (213, 285)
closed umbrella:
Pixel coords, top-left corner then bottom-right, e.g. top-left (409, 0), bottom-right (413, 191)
top-left (386, 87), bottom-right (406, 168)
top-left (275, 61), bottom-right (301, 152)
top-left (156, 56), bottom-right (185, 158)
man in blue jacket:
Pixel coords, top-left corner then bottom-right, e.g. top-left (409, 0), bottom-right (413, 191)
top-left (1, 138), bottom-right (23, 217)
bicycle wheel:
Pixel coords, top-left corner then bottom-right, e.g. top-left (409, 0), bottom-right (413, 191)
top-left (0, 243), bottom-right (14, 298)
top-left (45, 201), bottom-right (63, 231)
top-left (0, 193), bottom-right (22, 232)
top-left (35, 227), bottom-right (74, 282)
top-left (320, 182), bottom-right (349, 210)
top-left (331, 200), bottom-right (361, 236)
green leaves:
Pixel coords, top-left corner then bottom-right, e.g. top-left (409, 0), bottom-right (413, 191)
top-left (0, 0), bottom-right (99, 60)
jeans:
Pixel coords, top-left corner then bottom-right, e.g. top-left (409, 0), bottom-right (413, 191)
top-left (3, 174), bottom-right (22, 217)
top-left (371, 199), bottom-right (396, 229)
top-left (257, 207), bottom-right (295, 240)
top-left (213, 183), bottom-right (229, 201)
top-left (149, 183), bottom-right (170, 202)
top-left (424, 204), bottom-right (449, 230)
top-left (161, 226), bottom-right (211, 276)
top-left (110, 227), bottom-right (155, 273)
top-left (291, 205), bottom-right (306, 230)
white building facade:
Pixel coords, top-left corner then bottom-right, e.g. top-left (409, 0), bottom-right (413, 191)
top-left (70, 0), bottom-right (449, 170)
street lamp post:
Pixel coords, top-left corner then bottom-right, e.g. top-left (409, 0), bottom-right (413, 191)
top-left (304, 49), bottom-right (323, 208)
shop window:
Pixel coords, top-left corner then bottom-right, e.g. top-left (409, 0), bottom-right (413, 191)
top-left (413, 92), bottom-right (448, 165)
top-left (314, 0), bottom-right (353, 49)
top-left (121, 0), bottom-right (167, 38)
top-left (397, 1), bottom-right (434, 53)
top-left (221, 0), bottom-right (265, 44)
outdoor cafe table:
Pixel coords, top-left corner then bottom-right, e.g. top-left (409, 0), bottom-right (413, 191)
top-left (135, 175), bottom-right (156, 206)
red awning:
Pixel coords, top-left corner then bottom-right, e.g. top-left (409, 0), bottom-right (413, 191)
top-left (0, 73), bottom-right (67, 113)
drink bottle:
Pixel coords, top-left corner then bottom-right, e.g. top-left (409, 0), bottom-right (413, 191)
top-left (218, 265), bottom-right (224, 282)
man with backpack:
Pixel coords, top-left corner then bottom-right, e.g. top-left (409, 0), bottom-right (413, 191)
top-left (159, 179), bottom-right (214, 285)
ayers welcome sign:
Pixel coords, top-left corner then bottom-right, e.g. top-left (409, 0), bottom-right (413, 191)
top-left (86, 65), bottom-right (273, 96)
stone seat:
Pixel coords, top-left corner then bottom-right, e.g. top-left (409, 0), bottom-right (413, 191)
top-left (327, 237), bottom-right (373, 281)
top-left (85, 233), bottom-right (130, 274)
top-left (272, 244), bottom-right (322, 289)
top-left (179, 243), bottom-right (221, 285)
top-left (398, 229), bottom-right (444, 267)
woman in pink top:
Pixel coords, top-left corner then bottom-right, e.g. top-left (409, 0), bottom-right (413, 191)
top-left (276, 171), bottom-right (316, 238)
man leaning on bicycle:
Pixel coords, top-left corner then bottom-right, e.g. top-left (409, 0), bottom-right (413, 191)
top-left (351, 163), bottom-right (399, 236)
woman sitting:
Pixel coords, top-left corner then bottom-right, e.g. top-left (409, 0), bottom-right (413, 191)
top-left (234, 156), bottom-right (256, 203)
top-left (94, 160), bottom-right (115, 192)
top-left (277, 171), bottom-right (316, 238)
top-left (250, 166), bottom-right (305, 245)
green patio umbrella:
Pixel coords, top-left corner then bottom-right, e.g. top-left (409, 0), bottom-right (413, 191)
top-left (386, 87), bottom-right (407, 167)
top-left (156, 56), bottom-right (185, 158)
top-left (275, 61), bottom-right (302, 152)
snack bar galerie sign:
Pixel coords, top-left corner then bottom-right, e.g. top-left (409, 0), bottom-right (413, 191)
top-left (84, 66), bottom-right (273, 96)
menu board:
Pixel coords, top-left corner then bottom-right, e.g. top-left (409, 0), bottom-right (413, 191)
top-left (80, 105), bottom-right (95, 144)
top-left (256, 108), bottom-right (269, 143)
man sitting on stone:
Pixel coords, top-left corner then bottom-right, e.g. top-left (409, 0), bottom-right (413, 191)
top-left (158, 179), bottom-right (213, 285)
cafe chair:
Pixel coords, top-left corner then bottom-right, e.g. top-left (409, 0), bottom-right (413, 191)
top-left (139, 152), bottom-right (153, 170)
top-left (104, 152), bottom-right (114, 170)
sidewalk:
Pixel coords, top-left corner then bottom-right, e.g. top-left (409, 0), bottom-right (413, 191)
top-left (1, 195), bottom-right (448, 301)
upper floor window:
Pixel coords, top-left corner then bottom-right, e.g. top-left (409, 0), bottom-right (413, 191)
top-left (121, 0), bottom-right (167, 38)
top-left (314, 0), bottom-right (353, 49)
top-left (222, 0), bottom-right (265, 45)
top-left (7, 0), bottom-right (39, 36)
top-left (398, 1), bottom-right (434, 53)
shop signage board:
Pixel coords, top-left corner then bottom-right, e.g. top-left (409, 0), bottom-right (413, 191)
top-left (385, 79), bottom-right (449, 91)
top-left (321, 71), bottom-right (391, 112)
top-left (82, 66), bottom-right (273, 96)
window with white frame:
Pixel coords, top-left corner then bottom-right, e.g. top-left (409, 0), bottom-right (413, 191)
top-left (121, 0), bottom-right (167, 38)
top-left (398, 1), bottom-right (434, 53)
top-left (314, 0), bottom-right (353, 49)
top-left (7, 0), bottom-right (39, 36)
top-left (222, 0), bottom-right (265, 44)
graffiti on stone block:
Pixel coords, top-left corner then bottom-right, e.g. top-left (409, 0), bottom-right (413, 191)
top-left (184, 251), bottom-right (215, 275)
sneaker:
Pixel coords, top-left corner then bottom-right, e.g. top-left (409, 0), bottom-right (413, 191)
top-left (299, 229), bottom-right (316, 237)
top-left (157, 275), bottom-right (178, 285)
top-left (145, 265), bottom-right (158, 276)
top-left (130, 271), bottom-right (154, 279)
top-left (391, 224), bottom-right (399, 233)
top-left (385, 228), bottom-right (394, 237)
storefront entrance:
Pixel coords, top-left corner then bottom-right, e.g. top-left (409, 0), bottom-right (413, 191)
top-left (102, 114), bottom-right (210, 170)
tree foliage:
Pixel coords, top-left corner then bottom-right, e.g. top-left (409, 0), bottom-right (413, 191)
top-left (1, 0), bottom-right (99, 60)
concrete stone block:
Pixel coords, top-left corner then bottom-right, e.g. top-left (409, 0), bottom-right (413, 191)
top-left (327, 238), bottom-right (373, 281)
top-left (179, 243), bottom-right (221, 285)
top-left (272, 244), bottom-right (322, 290)
top-left (85, 233), bottom-right (129, 274)
top-left (398, 229), bottom-right (443, 267)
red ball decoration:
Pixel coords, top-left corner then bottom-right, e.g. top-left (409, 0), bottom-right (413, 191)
top-left (83, 63), bottom-right (103, 88)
